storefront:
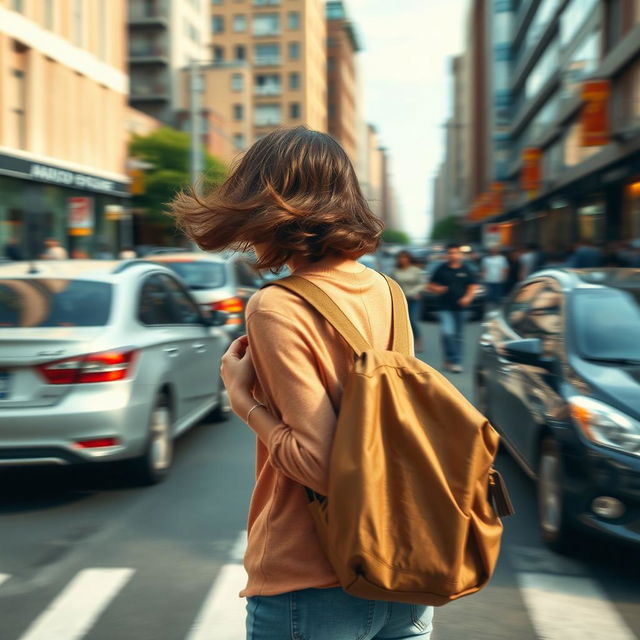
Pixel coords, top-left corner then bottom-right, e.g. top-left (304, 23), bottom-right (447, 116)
top-left (0, 152), bottom-right (131, 260)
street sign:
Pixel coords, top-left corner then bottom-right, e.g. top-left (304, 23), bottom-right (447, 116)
top-left (67, 197), bottom-right (94, 236)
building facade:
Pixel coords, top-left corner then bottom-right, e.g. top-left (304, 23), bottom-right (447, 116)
top-left (436, 0), bottom-right (640, 250)
top-left (206, 0), bottom-right (327, 151)
top-left (128, 0), bottom-right (209, 125)
top-left (0, 0), bottom-right (130, 259)
top-left (326, 0), bottom-right (361, 166)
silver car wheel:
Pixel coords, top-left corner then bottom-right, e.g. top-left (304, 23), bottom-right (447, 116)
top-left (150, 405), bottom-right (172, 472)
top-left (539, 450), bottom-right (562, 535)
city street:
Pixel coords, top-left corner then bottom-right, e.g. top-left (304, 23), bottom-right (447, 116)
top-left (1, 321), bottom-right (639, 640)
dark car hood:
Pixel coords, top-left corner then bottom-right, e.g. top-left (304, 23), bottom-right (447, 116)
top-left (572, 359), bottom-right (640, 420)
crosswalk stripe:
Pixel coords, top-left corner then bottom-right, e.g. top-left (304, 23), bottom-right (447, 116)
top-left (518, 572), bottom-right (637, 640)
top-left (0, 573), bottom-right (10, 588)
top-left (17, 568), bottom-right (134, 640)
top-left (186, 564), bottom-right (248, 640)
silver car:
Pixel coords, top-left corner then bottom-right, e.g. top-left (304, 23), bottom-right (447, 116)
top-left (146, 252), bottom-right (264, 338)
top-left (0, 260), bottom-right (230, 484)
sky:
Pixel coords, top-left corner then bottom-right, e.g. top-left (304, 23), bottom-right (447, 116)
top-left (346, 0), bottom-right (469, 241)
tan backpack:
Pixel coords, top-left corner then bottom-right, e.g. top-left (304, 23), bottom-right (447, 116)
top-left (267, 273), bottom-right (514, 607)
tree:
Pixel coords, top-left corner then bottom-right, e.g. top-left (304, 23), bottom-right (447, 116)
top-left (129, 127), bottom-right (227, 226)
top-left (430, 215), bottom-right (463, 242)
top-left (381, 228), bottom-right (411, 245)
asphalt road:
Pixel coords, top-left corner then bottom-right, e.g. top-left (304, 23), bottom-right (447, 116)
top-left (0, 320), bottom-right (638, 640)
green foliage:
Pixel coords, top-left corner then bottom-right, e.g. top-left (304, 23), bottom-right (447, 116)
top-left (430, 215), bottom-right (463, 241)
top-left (129, 127), bottom-right (227, 224)
top-left (381, 228), bottom-right (411, 245)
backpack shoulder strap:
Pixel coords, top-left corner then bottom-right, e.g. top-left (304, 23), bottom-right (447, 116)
top-left (263, 275), bottom-right (371, 357)
top-left (380, 274), bottom-right (412, 356)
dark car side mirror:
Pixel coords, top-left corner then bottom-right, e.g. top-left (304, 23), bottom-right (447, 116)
top-left (204, 310), bottom-right (229, 327)
top-left (502, 338), bottom-right (555, 369)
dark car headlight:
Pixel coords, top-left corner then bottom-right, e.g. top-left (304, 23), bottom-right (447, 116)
top-left (569, 395), bottom-right (640, 457)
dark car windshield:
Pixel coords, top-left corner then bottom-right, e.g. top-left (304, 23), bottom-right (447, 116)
top-left (0, 279), bottom-right (112, 327)
top-left (160, 261), bottom-right (226, 290)
top-left (574, 288), bottom-right (640, 361)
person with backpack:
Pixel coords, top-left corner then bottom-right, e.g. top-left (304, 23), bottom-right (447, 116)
top-left (392, 250), bottom-right (426, 353)
top-left (170, 127), bottom-right (512, 640)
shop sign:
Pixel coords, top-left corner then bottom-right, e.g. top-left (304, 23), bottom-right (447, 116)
top-left (580, 80), bottom-right (610, 147)
top-left (483, 223), bottom-right (502, 247)
top-left (105, 204), bottom-right (126, 221)
top-left (68, 197), bottom-right (94, 236)
top-left (0, 152), bottom-right (130, 197)
top-left (521, 147), bottom-right (541, 192)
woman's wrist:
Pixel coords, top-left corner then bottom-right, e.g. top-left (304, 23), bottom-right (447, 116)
top-left (229, 390), bottom-right (255, 419)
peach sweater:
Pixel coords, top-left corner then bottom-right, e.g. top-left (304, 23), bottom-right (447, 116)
top-left (240, 263), bottom-right (411, 597)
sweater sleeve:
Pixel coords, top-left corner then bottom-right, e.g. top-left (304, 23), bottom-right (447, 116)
top-left (246, 309), bottom-right (338, 496)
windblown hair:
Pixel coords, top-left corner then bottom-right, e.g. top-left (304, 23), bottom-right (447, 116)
top-left (169, 126), bottom-right (384, 270)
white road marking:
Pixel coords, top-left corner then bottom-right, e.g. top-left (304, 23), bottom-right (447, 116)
top-left (229, 530), bottom-right (247, 563)
top-left (18, 568), bottom-right (134, 640)
top-left (518, 572), bottom-right (637, 640)
top-left (186, 564), bottom-right (248, 640)
top-left (0, 573), bottom-right (10, 588)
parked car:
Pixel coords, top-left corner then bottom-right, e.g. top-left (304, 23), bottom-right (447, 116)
top-left (420, 260), bottom-right (487, 321)
top-left (145, 252), bottom-right (264, 338)
top-left (0, 260), bottom-right (230, 484)
top-left (475, 268), bottom-right (640, 551)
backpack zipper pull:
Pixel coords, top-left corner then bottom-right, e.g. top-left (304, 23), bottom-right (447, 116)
top-left (488, 468), bottom-right (516, 517)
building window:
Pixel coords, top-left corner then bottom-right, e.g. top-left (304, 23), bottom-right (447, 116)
top-left (253, 13), bottom-right (280, 36)
top-left (11, 0), bottom-right (24, 12)
top-left (253, 0), bottom-right (279, 5)
top-left (255, 73), bottom-right (281, 95)
top-left (289, 71), bottom-right (300, 89)
top-left (255, 103), bottom-right (282, 126)
top-left (233, 133), bottom-right (245, 150)
top-left (73, 0), bottom-right (83, 46)
top-left (254, 43), bottom-right (280, 65)
top-left (213, 0), bottom-right (223, 4)
top-left (233, 104), bottom-right (244, 120)
top-left (212, 15), bottom-right (225, 33)
top-left (326, 3), bottom-right (345, 19)
top-left (288, 12), bottom-right (300, 29)
top-left (9, 42), bottom-right (27, 150)
top-left (231, 73), bottom-right (244, 91)
top-left (289, 102), bottom-right (301, 119)
top-left (235, 44), bottom-right (246, 60)
top-left (233, 14), bottom-right (247, 32)
top-left (560, 0), bottom-right (599, 47)
top-left (213, 45), bottom-right (225, 62)
top-left (45, 0), bottom-right (55, 29)
top-left (288, 42), bottom-right (300, 60)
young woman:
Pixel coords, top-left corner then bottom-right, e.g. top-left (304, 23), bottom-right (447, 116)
top-left (392, 250), bottom-right (426, 353)
top-left (171, 127), bottom-right (434, 640)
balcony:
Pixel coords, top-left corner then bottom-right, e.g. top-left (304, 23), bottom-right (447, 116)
top-left (128, 1), bottom-right (169, 27)
top-left (254, 85), bottom-right (282, 96)
top-left (253, 28), bottom-right (281, 37)
top-left (130, 81), bottom-right (169, 102)
top-left (129, 43), bottom-right (169, 64)
top-left (254, 56), bottom-right (281, 66)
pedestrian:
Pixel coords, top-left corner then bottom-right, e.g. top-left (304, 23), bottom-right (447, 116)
top-left (3, 238), bottom-right (24, 261)
top-left (504, 246), bottom-right (521, 294)
top-left (41, 238), bottom-right (68, 260)
top-left (427, 243), bottom-right (477, 374)
top-left (480, 245), bottom-right (509, 307)
top-left (519, 242), bottom-right (539, 280)
top-left (170, 127), bottom-right (434, 639)
top-left (567, 240), bottom-right (603, 268)
top-left (393, 250), bottom-right (426, 353)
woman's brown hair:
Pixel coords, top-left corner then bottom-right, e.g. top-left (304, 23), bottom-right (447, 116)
top-left (169, 126), bottom-right (383, 270)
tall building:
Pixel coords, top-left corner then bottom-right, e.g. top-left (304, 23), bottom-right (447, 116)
top-left (326, 0), bottom-right (361, 166)
top-left (128, 0), bottom-right (209, 124)
top-left (439, 0), bottom-right (640, 250)
top-left (206, 0), bottom-right (327, 149)
top-left (0, 0), bottom-right (130, 259)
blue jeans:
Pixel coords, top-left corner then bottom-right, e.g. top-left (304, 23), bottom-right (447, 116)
top-left (438, 309), bottom-right (465, 365)
top-left (406, 297), bottom-right (422, 345)
top-left (246, 587), bottom-right (434, 639)
top-left (485, 282), bottom-right (504, 306)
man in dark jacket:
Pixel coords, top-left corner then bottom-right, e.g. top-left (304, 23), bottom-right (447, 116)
top-left (428, 243), bottom-right (478, 374)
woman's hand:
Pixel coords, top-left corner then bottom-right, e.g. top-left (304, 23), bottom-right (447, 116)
top-left (220, 335), bottom-right (256, 418)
